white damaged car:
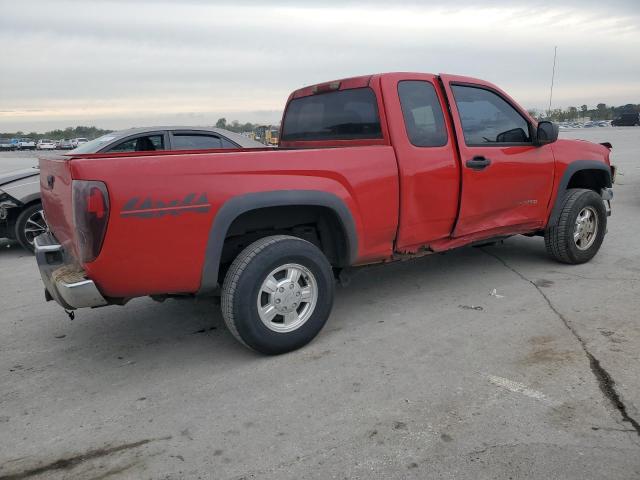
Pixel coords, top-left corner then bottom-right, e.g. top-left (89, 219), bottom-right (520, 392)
top-left (0, 167), bottom-right (46, 251)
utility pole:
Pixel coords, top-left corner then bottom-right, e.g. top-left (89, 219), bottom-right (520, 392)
top-left (548, 46), bottom-right (557, 118)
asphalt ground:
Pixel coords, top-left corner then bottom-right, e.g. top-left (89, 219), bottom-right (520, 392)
top-left (0, 128), bottom-right (639, 479)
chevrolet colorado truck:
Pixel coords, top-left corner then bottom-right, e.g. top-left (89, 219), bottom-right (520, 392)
top-left (35, 73), bottom-right (615, 354)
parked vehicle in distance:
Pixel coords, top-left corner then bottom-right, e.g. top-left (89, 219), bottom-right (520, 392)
top-left (611, 112), bottom-right (639, 126)
top-left (36, 72), bottom-right (615, 355)
top-left (17, 138), bottom-right (36, 150)
top-left (71, 138), bottom-right (89, 148)
top-left (0, 138), bottom-right (15, 150)
top-left (57, 139), bottom-right (75, 150)
top-left (36, 139), bottom-right (56, 150)
top-left (0, 127), bottom-right (263, 252)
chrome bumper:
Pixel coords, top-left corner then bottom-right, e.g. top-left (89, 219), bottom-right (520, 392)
top-left (601, 188), bottom-right (613, 217)
top-left (34, 232), bottom-right (108, 309)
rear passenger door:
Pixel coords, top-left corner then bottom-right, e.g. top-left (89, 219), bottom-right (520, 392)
top-left (380, 73), bottom-right (460, 249)
top-left (439, 75), bottom-right (555, 238)
top-left (169, 131), bottom-right (239, 150)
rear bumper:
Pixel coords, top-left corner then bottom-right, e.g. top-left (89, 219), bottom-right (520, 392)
top-left (34, 232), bottom-right (108, 310)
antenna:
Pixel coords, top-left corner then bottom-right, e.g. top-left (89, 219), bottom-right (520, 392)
top-left (548, 46), bottom-right (557, 118)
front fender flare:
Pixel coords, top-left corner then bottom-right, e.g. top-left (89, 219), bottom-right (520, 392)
top-left (198, 190), bottom-right (358, 294)
top-left (547, 160), bottom-right (612, 227)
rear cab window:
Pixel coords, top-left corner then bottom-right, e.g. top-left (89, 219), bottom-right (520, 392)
top-left (281, 87), bottom-right (382, 142)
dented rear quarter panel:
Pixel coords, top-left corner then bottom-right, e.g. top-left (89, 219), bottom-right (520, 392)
top-left (69, 146), bottom-right (399, 298)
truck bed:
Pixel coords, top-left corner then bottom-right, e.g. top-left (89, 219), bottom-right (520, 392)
top-left (40, 145), bottom-right (400, 297)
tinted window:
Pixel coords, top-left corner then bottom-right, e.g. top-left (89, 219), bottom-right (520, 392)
top-left (398, 81), bottom-right (447, 147)
top-left (172, 134), bottom-right (223, 150)
top-left (220, 137), bottom-right (238, 148)
top-left (452, 85), bottom-right (531, 145)
top-left (281, 87), bottom-right (382, 141)
top-left (108, 135), bottom-right (164, 152)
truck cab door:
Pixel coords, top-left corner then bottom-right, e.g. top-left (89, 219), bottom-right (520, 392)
top-left (379, 73), bottom-right (460, 251)
top-left (439, 74), bottom-right (555, 238)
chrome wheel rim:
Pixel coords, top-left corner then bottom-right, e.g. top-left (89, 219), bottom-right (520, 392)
top-left (24, 209), bottom-right (47, 245)
top-left (574, 206), bottom-right (598, 251)
top-left (256, 263), bottom-right (318, 333)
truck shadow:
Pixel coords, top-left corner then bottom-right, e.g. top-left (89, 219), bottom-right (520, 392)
top-left (44, 235), bottom-right (553, 374)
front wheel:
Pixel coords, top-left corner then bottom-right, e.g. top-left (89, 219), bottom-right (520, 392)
top-left (15, 203), bottom-right (47, 253)
top-left (545, 189), bottom-right (607, 264)
top-left (221, 235), bottom-right (335, 354)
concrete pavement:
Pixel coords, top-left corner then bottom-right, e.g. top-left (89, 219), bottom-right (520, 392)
top-left (1, 128), bottom-right (639, 479)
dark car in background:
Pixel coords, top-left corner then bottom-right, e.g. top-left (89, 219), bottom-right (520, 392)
top-left (71, 126), bottom-right (262, 154)
top-left (611, 112), bottom-right (639, 126)
top-left (0, 127), bottom-right (263, 251)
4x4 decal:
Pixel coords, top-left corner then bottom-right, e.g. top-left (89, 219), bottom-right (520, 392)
top-left (121, 193), bottom-right (211, 218)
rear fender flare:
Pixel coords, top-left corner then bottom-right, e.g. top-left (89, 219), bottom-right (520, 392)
top-left (199, 190), bottom-right (358, 294)
top-left (548, 160), bottom-right (612, 227)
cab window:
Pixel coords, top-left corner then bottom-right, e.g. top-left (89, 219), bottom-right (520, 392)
top-left (281, 88), bottom-right (382, 141)
top-left (451, 85), bottom-right (531, 145)
top-left (398, 80), bottom-right (447, 147)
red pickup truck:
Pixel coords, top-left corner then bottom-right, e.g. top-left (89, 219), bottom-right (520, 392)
top-left (36, 73), bottom-right (615, 354)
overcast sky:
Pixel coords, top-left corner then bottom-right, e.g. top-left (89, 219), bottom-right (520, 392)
top-left (1, 0), bottom-right (639, 132)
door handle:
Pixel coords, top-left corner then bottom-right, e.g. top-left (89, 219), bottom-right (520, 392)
top-left (466, 156), bottom-right (491, 170)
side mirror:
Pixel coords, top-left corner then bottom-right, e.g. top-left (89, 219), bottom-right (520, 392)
top-left (534, 121), bottom-right (559, 146)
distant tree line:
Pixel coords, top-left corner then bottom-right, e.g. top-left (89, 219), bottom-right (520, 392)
top-left (1, 122), bottom-right (278, 140)
top-left (528, 103), bottom-right (640, 122)
top-left (215, 118), bottom-right (266, 133)
top-left (11, 104), bottom-right (636, 139)
top-left (0, 126), bottom-right (113, 140)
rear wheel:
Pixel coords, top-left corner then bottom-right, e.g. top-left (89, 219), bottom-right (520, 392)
top-left (221, 235), bottom-right (334, 354)
top-left (15, 203), bottom-right (47, 253)
top-left (545, 189), bottom-right (607, 264)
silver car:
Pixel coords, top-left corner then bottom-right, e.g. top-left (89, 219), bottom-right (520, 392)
top-left (0, 127), bottom-right (264, 251)
top-left (0, 138), bottom-right (16, 151)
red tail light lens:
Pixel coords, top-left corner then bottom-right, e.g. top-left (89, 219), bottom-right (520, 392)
top-left (72, 180), bottom-right (109, 262)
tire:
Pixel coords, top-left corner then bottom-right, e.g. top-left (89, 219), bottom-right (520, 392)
top-left (545, 189), bottom-right (607, 264)
top-left (221, 235), bottom-right (335, 354)
top-left (15, 203), bottom-right (47, 253)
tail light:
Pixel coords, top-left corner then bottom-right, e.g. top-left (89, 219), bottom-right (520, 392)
top-left (72, 180), bottom-right (109, 262)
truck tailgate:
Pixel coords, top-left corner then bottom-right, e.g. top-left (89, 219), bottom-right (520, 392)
top-left (39, 157), bottom-right (77, 259)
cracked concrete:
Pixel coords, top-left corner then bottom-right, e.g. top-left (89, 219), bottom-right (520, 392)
top-left (481, 247), bottom-right (640, 438)
top-left (1, 128), bottom-right (639, 479)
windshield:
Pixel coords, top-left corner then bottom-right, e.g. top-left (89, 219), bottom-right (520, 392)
top-left (70, 134), bottom-right (118, 153)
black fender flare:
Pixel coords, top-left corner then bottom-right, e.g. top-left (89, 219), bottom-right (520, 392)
top-left (198, 190), bottom-right (358, 294)
top-left (548, 160), bottom-right (612, 227)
